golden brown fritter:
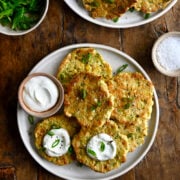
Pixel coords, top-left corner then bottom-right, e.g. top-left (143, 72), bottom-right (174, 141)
top-left (34, 114), bottom-right (80, 165)
top-left (134, 0), bottom-right (172, 13)
top-left (82, 0), bottom-right (137, 19)
top-left (72, 120), bottom-right (129, 173)
top-left (64, 73), bottom-right (114, 127)
top-left (107, 72), bottom-right (154, 124)
top-left (56, 47), bottom-right (112, 91)
top-left (113, 119), bottom-right (148, 151)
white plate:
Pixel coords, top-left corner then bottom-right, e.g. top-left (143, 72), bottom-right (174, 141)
top-left (17, 43), bottom-right (159, 180)
top-left (64, 0), bottom-right (177, 28)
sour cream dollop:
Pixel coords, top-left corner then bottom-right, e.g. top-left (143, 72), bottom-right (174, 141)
top-left (43, 128), bottom-right (70, 157)
top-left (86, 133), bottom-right (116, 161)
top-left (23, 76), bottom-right (59, 112)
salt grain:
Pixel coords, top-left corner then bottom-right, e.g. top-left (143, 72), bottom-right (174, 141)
top-left (156, 36), bottom-right (180, 71)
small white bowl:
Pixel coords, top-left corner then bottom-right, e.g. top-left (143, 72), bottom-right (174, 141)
top-left (18, 73), bottom-right (64, 118)
top-left (152, 31), bottom-right (180, 77)
top-left (0, 0), bottom-right (49, 36)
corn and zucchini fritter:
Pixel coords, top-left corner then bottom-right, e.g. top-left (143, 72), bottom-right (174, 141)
top-left (34, 114), bottom-right (80, 165)
top-left (72, 120), bottom-right (129, 173)
top-left (56, 47), bottom-right (112, 91)
top-left (64, 72), bottom-right (114, 127)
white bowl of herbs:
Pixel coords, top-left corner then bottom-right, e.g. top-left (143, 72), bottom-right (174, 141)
top-left (0, 0), bottom-right (49, 36)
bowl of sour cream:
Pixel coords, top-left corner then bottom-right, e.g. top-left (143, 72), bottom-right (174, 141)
top-left (152, 31), bottom-right (180, 77)
top-left (18, 73), bottom-right (64, 118)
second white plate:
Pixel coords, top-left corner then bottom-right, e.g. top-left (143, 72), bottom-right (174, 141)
top-left (64, 0), bottom-right (177, 28)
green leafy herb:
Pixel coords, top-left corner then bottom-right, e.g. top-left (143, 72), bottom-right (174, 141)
top-left (116, 64), bottom-right (128, 74)
top-left (89, 1), bottom-right (99, 8)
top-left (104, 0), bottom-right (114, 3)
top-left (76, 162), bottom-right (84, 167)
top-left (0, 0), bottom-right (45, 30)
top-left (144, 13), bottom-right (150, 19)
top-left (122, 97), bottom-right (134, 109)
top-left (87, 148), bottom-right (96, 157)
top-left (28, 115), bottom-right (34, 125)
top-left (59, 74), bottom-right (67, 83)
top-left (68, 146), bottom-right (74, 154)
top-left (39, 147), bottom-right (46, 152)
top-left (47, 131), bottom-right (54, 136)
top-left (79, 88), bottom-right (87, 100)
top-left (124, 103), bottom-right (131, 109)
top-left (129, 7), bottom-right (135, 12)
top-left (100, 142), bottom-right (105, 152)
top-left (136, 127), bottom-right (141, 132)
top-left (113, 17), bottom-right (119, 23)
top-left (91, 100), bottom-right (101, 111)
top-left (51, 139), bottom-right (60, 148)
top-left (81, 53), bottom-right (92, 64)
top-left (127, 133), bottom-right (133, 138)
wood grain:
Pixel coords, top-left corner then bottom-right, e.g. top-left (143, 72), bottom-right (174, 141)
top-left (0, 0), bottom-right (179, 180)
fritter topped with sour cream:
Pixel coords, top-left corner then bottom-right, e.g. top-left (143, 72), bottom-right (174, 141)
top-left (72, 120), bottom-right (129, 173)
top-left (34, 114), bottom-right (80, 165)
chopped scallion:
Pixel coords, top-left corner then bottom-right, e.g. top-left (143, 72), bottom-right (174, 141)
top-left (28, 115), bottom-right (34, 125)
top-left (116, 64), bottom-right (128, 74)
top-left (51, 139), bottom-right (60, 148)
top-left (100, 142), bottom-right (105, 152)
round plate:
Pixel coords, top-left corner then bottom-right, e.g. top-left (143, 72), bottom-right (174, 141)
top-left (64, 0), bottom-right (177, 28)
top-left (17, 43), bottom-right (159, 180)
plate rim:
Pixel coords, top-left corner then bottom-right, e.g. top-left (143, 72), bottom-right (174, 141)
top-left (64, 0), bottom-right (177, 28)
top-left (17, 43), bottom-right (160, 180)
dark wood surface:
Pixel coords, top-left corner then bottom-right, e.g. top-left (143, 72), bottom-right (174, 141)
top-left (0, 1), bottom-right (180, 180)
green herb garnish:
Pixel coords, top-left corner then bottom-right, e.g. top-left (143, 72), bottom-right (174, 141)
top-left (144, 13), bottom-right (150, 19)
top-left (51, 139), bottom-right (60, 148)
top-left (76, 162), bottom-right (84, 167)
top-left (39, 147), bottom-right (46, 152)
top-left (124, 103), bottom-right (131, 109)
top-left (79, 88), bottom-right (87, 100)
top-left (28, 115), bottom-right (34, 125)
top-left (81, 53), bottom-right (92, 64)
top-left (68, 146), bottom-right (74, 154)
top-left (0, 0), bottom-right (45, 30)
top-left (91, 100), bottom-right (101, 111)
top-left (116, 64), bottom-right (128, 73)
top-left (104, 0), bottom-right (114, 3)
top-left (113, 17), bottom-right (119, 23)
top-left (122, 97), bottom-right (134, 109)
top-left (127, 133), bottom-right (133, 138)
top-left (47, 131), bottom-right (54, 136)
top-left (100, 142), bottom-right (105, 152)
top-left (89, 1), bottom-right (99, 7)
top-left (87, 148), bottom-right (96, 157)
top-left (129, 7), bottom-right (135, 12)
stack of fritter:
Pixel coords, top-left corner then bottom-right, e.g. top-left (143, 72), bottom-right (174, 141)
top-left (82, 0), bottom-right (173, 20)
top-left (34, 48), bottom-right (154, 173)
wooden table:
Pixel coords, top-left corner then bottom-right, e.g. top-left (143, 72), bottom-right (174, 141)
top-left (0, 1), bottom-right (179, 180)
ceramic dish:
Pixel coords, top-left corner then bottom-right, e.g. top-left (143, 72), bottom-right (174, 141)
top-left (18, 73), bottom-right (64, 118)
top-left (0, 0), bottom-right (49, 36)
top-left (64, 0), bottom-right (177, 28)
top-left (17, 43), bottom-right (159, 180)
top-left (152, 31), bottom-right (180, 77)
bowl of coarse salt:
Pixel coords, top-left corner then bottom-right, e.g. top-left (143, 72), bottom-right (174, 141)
top-left (152, 31), bottom-right (180, 77)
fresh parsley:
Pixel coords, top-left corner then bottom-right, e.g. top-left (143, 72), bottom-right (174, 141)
top-left (0, 0), bottom-right (45, 30)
